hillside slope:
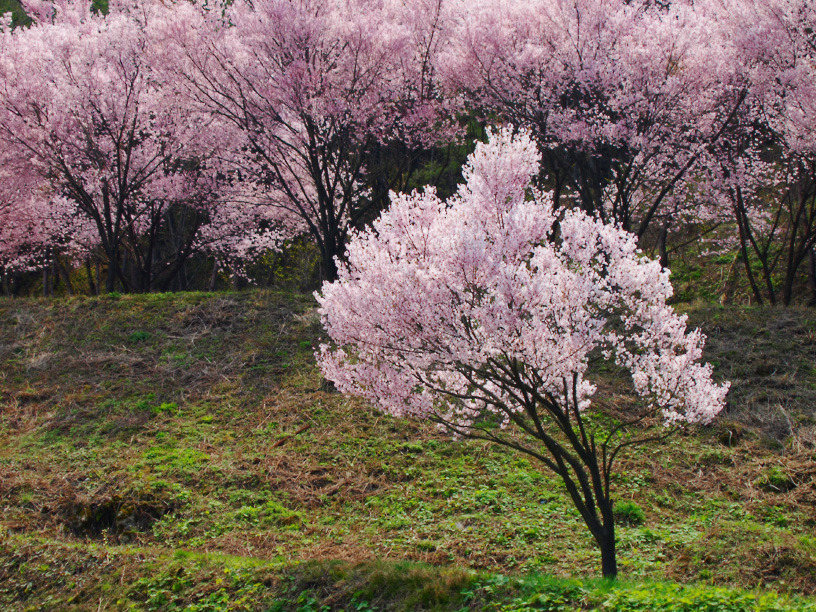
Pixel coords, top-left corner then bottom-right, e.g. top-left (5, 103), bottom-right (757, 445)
top-left (1, 291), bottom-right (815, 609)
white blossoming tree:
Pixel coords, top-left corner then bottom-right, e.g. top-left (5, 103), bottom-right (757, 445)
top-left (317, 128), bottom-right (729, 578)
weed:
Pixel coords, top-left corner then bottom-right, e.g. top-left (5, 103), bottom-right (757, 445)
top-left (614, 501), bottom-right (646, 526)
top-left (756, 466), bottom-right (797, 493)
top-left (152, 401), bottom-right (179, 416)
top-left (128, 330), bottom-right (151, 343)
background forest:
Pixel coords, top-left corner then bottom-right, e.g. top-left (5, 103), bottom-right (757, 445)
top-left (1, 0), bottom-right (815, 305)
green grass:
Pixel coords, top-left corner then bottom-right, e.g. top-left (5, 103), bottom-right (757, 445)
top-left (1, 535), bottom-right (814, 611)
top-left (1, 539), bottom-right (813, 610)
top-left (1, 290), bottom-right (816, 609)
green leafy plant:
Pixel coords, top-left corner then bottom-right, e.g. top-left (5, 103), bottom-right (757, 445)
top-left (614, 501), bottom-right (646, 527)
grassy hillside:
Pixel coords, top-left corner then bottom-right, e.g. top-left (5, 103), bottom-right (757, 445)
top-left (1, 291), bottom-right (816, 610)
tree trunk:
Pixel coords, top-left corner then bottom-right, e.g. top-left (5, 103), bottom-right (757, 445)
top-left (57, 257), bottom-right (73, 296)
top-left (318, 228), bottom-right (341, 283)
top-left (594, 495), bottom-right (617, 579)
top-left (43, 261), bottom-right (51, 298)
top-left (317, 213), bottom-right (343, 283)
top-left (658, 227), bottom-right (669, 270)
top-left (321, 254), bottom-right (339, 283)
top-left (733, 188), bottom-right (764, 305)
top-left (86, 258), bottom-right (97, 296)
top-left (719, 253), bottom-right (740, 306)
top-left (597, 524), bottom-right (617, 579)
top-left (52, 258), bottom-right (62, 294)
top-left (809, 247), bottom-right (816, 306)
top-left (209, 259), bottom-right (220, 292)
top-left (783, 268), bottom-right (796, 306)
top-left (179, 261), bottom-right (189, 291)
top-left (106, 253), bottom-right (117, 293)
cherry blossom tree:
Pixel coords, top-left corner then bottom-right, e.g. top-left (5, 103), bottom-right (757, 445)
top-left (439, 0), bottom-right (746, 259)
top-left (159, 0), bottom-right (450, 281)
top-left (317, 129), bottom-right (729, 578)
top-left (0, 0), bottom-right (277, 293)
top-left (0, 146), bottom-right (91, 294)
top-left (195, 187), bottom-right (302, 283)
top-left (708, 0), bottom-right (816, 305)
top-left (0, 165), bottom-right (47, 276)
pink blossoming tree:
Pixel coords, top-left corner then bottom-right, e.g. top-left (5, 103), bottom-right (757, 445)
top-left (160, 0), bottom-right (450, 282)
top-left (0, 0), bottom-right (278, 293)
top-left (708, 0), bottom-right (816, 305)
top-left (0, 140), bottom-right (94, 292)
top-left (317, 129), bottom-right (729, 578)
top-left (439, 0), bottom-right (746, 257)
